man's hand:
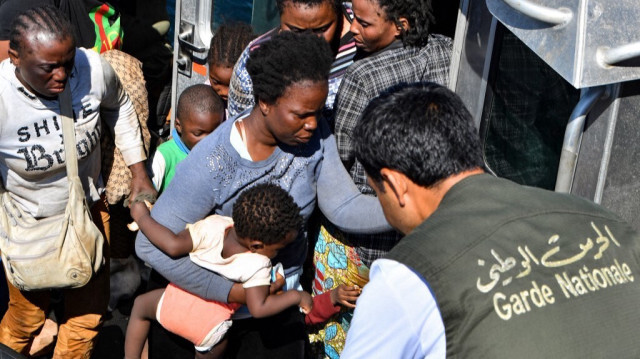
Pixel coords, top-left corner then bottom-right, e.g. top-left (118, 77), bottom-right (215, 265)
top-left (128, 162), bottom-right (157, 206)
top-left (330, 284), bottom-right (361, 309)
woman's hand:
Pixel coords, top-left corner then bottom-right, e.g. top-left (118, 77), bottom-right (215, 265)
top-left (128, 162), bottom-right (157, 206)
top-left (330, 284), bottom-right (361, 309)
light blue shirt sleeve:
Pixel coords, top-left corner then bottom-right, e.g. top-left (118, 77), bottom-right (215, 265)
top-left (342, 259), bottom-right (447, 359)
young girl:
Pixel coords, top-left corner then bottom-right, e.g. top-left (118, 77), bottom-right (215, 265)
top-left (124, 183), bottom-right (313, 358)
top-left (207, 23), bottom-right (255, 104)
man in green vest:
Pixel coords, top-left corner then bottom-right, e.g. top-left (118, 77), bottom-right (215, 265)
top-left (341, 82), bottom-right (640, 359)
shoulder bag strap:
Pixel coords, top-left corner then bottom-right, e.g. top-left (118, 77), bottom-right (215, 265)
top-left (59, 85), bottom-right (79, 179)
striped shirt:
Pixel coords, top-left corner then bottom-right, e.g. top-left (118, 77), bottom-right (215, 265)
top-left (227, 2), bottom-right (357, 119)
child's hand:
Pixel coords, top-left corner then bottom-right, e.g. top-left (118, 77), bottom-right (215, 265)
top-left (330, 284), bottom-right (361, 309)
top-left (299, 291), bottom-right (313, 314)
top-left (269, 273), bottom-right (285, 295)
top-left (129, 200), bottom-right (150, 221)
top-left (128, 200), bottom-right (152, 230)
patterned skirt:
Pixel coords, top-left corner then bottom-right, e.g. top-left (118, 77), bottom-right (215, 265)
top-left (308, 223), bottom-right (370, 359)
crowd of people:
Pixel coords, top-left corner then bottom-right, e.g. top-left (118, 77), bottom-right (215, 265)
top-left (1, 0), bottom-right (640, 359)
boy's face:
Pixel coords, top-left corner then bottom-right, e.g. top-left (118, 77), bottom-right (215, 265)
top-left (251, 230), bottom-right (298, 259)
top-left (350, 0), bottom-right (400, 53)
top-left (176, 110), bottom-right (224, 150)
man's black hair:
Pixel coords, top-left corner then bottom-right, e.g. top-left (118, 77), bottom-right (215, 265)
top-left (208, 22), bottom-right (255, 68)
top-left (276, 0), bottom-right (341, 16)
top-left (376, 0), bottom-right (435, 47)
top-left (354, 82), bottom-right (483, 188)
top-left (246, 31), bottom-right (333, 105)
top-left (176, 84), bottom-right (225, 122)
top-left (233, 183), bottom-right (303, 245)
top-left (9, 5), bottom-right (75, 52)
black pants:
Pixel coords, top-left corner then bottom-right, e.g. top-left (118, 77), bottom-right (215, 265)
top-left (146, 270), bottom-right (308, 359)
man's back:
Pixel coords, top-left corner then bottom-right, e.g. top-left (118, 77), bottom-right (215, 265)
top-left (390, 174), bottom-right (640, 358)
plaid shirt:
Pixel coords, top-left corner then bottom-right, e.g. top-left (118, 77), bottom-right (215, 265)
top-left (335, 34), bottom-right (452, 194)
top-left (331, 34), bottom-right (452, 263)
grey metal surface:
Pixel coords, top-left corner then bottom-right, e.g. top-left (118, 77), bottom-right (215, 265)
top-left (486, 0), bottom-right (640, 88)
top-left (450, 0), bottom-right (498, 129)
top-left (574, 80), bottom-right (640, 231)
top-left (593, 86), bottom-right (621, 204)
top-left (571, 80), bottom-right (640, 232)
top-left (599, 41), bottom-right (640, 67)
top-left (171, 0), bottom-right (281, 128)
top-left (502, 0), bottom-right (572, 25)
top-left (555, 86), bottom-right (608, 193)
top-left (597, 80), bottom-right (640, 231)
top-left (171, 0), bottom-right (214, 128)
top-left (571, 85), bottom-right (618, 200)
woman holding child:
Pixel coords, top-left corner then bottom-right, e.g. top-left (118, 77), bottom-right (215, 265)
top-left (135, 32), bottom-right (389, 358)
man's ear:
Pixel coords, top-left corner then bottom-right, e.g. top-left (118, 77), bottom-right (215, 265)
top-left (380, 168), bottom-right (409, 207)
top-left (8, 48), bottom-right (19, 67)
top-left (249, 240), bottom-right (264, 253)
top-left (395, 17), bottom-right (410, 37)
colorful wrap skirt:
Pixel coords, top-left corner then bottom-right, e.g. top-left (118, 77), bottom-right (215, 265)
top-left (308, 223), bottom-right (370, 359)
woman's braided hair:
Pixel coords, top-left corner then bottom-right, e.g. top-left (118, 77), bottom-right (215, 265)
top-left (9, 5), bottom-right (75, 52)
top-left (377, 0), bottom-right (435, 47)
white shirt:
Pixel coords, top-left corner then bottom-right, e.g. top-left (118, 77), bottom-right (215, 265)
top-left (0, 48), bottom-right (145, 217)
top-left (341, 259), bottom-right (447, 359)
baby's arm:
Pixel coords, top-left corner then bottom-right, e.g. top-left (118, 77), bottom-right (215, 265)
top-left (245, 285), bottom-right (313, 318)
top-left (130, 201), bottom-right (193, 258)
top-left (305, 285), bottom-right (361, 325)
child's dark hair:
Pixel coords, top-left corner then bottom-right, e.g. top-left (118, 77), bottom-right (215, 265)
top-left (208, 23), bottom-right (255, 68)
top-left (233, 183), bottom-right (303, 245)
top-left (246, 31), bottom-right (333, 105)
top-left (176, 84), bottom-right (225, 121)
top-left (10, 5), bottom-right (75, 52)
top-left (377, 0), bottom-right (435, 47)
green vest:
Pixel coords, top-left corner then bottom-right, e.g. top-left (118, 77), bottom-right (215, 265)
top-left (387, 174), bottom-right (640, 358)
top-left (156, 139), bottom-right (188, 193)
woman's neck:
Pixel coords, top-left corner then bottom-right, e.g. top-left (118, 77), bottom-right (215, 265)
top-left (240, 108), bottom-right (278, 161)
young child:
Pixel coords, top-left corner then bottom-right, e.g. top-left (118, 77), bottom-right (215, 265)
top-left (207, 23), bottom-right (255, 104)
top-left (124, 183), bottom-right (313, 359)
top-left (151, 84), bottom-right (225, 193)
